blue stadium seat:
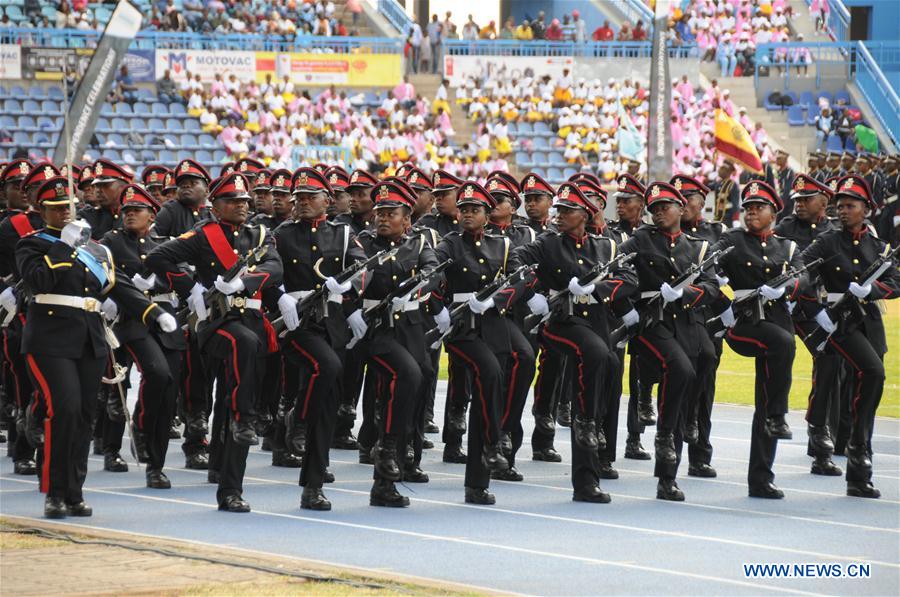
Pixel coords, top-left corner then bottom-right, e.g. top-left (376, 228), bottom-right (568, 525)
top-left (4, 99), bottom-right (21, 114)
top-left (826, 135), bottom-right (844, 153)
top-left (0, 85), bottom-right (7, 98)
top-left (85, 150), bottom-right (101, 161)
top-left (198, 134), bottom-right (216, 148)
top-left (517, 122), bottom-right (534, 136)
top-left (0, 115), bottom-right (15, 128)
top-left (764, 91), bottom-right (781, 111)
top-left (807, 105), bottom-right (821, 126)
top-left (107, 133), bottom-right (126, 146)
top-left (18, 115), bottom-right (36, 130)
top-left (816, 91), bottom-right (832, 106)
top-left (531, 167), bottom-right (547, 179)
top-left (95, 117), bottom-right (111, 133)
top-left (546, 168), bottom-right (564, 182)
top-left (23, 99), bottom-right (40, 113)
top-left (514, 151), bottom-right (530, 165)
top-left (530, 151), bottom-right (548, 166)
top-left (102, 149), bottom-right (122, 162)
top-left (140, 150), bottom-right (158, 162)
top-left (212, 150), bottom-right (227, 162)
top-left (147, 117), bottom-right (166, 131)
top-left (134, 102), bottom-right (150, 115)
top-left (41, 100), bottom-right (61, 114)
top-left (183, 119), bottom-right (201, 132)
top-left (175, 150), bottom-right (192, 161)
top-left (117, 103), bottom-right (133, 115)
top-left (132, 118), bottom-right (151, 133)
top-left (165, 118), bottom-right (183, 131)
top-left (532, 137), bottom-right (549, 150)
top-left (534, 122), bottom-right (552, 137)
top-left (10, 85), bottom-right (26, 97)
top-left (169, 103), bottom-right (187, 116)
top-left (33, 132), bottom-right (51, 146)
top-left (798, 91), bottom-right (814, 110)
top-left (101, 104), bottom-right (115, 116)
top-left (151, 102), bottom-right (169, 115)
top-left (562, 168), bottom-right (577, 179)
top-left (137, 88), bottom-right (156, 102)
top-left (833, 90), bottom-right (850, 105)
top-left (181, 133), bottom-right (199, 148)
top-left (29, 86), bottom-right (46, 100)
top-left (787, 105), bottom-right (805, 126)
top-left (548, 152), bottom-right (566, 165)
top-left (13, 131), bottom-right (30, 145)
top-left (122, 151), bottom-right (139, 166)
top-left (159, 150), bottom-right (177, 164)
top-left (36, 116), bottom-right (56, 130)
top-left (507, 122), bottom-right (517, 135)
top-left (196, 150), bottom-right (213, 163)
top-left (843, 137), bottom-right (856, 152)
top-left (111, 117), bottom-right (129, 131)
top-left (47, 86), bottom-right (64, 101)
top-left (783, 91), bottom-right (799, 109)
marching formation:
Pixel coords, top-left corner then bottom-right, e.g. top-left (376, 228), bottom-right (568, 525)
top-left (0, 154), bottom-right (896, 518)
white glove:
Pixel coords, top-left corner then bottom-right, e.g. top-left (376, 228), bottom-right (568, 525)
top-left (786, 300), bottom-right (796, 314)
top-left (467, 295), bottom-right (495, 314)
top-left (719, 306), bottom-right (736, 328)
top-left (435, 306), bottom-right (451, 333)
top-left (61, 220), bottom-right (91, 248)
top-left (278, 293), bottom-right (300, 331)
top-left (0, 287), bottom-right (16, 312)
top-left (715, 274), bottom-right (730, 287)
top-left (101, 298), bottom-right (118, 321)
top-left (759, 284), bottom-right (785, 300)
top-left (189, 283), bottom-right (208, 321)
top-left (348, 309), bottom-right (368, 340)
top-left (815, 309), bottom-right (836, 333)
top-left (131, 273), bottom-right (157, 291)
top-left (527, 293), bottom-right (549, 316)
top-left (660, 282), bottom-right (683, 303)
top-left (622, 308), bottom-right (640, 327)
top-left (214, 274), bottom-right (244, 295)
top-left (391, 296), bottom-right (409, 311)
top-left (325, 276), bottom-right (352, 295)
top-left (156, 312), bottom-right (177, 333)
top-left (848, 282), bottom-right (872, 299)
top-left (567, 276), bottom-right (595, 297)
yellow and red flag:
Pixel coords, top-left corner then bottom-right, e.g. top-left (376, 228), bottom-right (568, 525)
top-left (714, 109), bottom-right (763, 174)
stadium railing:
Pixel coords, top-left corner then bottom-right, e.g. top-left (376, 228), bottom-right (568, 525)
top-left (855, 42), bottom-right (900, 148)
top-left (442, 40), bottom-right (697, 59)
top-left (377, 0), bottom-right (414, 35)
top-left (803, 0), bottom-right (851, 42)
top-left (291, 145), bottom-right (351, 169)
top-left (611, 0), bottom-right (655, 27)
top-left (0, 27), bottom-right (403, 53)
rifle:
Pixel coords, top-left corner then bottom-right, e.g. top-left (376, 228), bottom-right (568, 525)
top-left (271, 247), bottom-right (399, 336)
top-left (610, 246), bottom-right (733, 349)
top-left (100, 320), bottom-right (138, 463)
top-left (706, 257), bottom-right (824, 338)
top-left (0, 279), bottom-right (24, 328)
top-left (805, 244), bottom-right (898, 353)
top-left (346, 259), bottom-right (453, 349)
top-left (522, 252), bottom-right (635, 336)
top-left (426, 264), bottom-right (534, 350)
top-left (180, 242), bottom-right (271, 332)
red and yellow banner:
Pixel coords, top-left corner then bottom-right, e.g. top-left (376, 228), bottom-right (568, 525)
top-left (714, 109), bottom-right (763, 174)
top-left (256, 52), bottom-right (400, 87)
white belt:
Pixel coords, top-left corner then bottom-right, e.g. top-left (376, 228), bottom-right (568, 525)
top-left (640, 291), bottom-right (660, 299)
top-left (287, 290), bottom-right (342, 303)
top-left (362, 298), bottom-right (421, 312)
top-left (549, 289), bottom-right (598, 305)
top-left (33, 294), bottom-right (101, 313)
top-left (452, 292), bottom-right (475, 303)
top-left (225, 296), bottom-right (262, 310)
top-left (151, 292), bottom-right (178, 304)
top-left (826, 293), bottom-right (845, 304)
top-left (733, 289), bottom-right (756, 300)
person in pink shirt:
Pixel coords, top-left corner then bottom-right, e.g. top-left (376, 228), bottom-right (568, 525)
top-left (393, 76), bottom-right (416, 108)
top-left (210, 73), bottom-right (226, 97)
top-left (676, 75), bottom-right (694, 103)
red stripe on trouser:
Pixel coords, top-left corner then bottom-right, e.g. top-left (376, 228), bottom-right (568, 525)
top-left (501, 351), bottom-right (519, 427)
top-left (290, 340), bottom-right (320, 419)
top-left (726, 330), bottom-right (771, 410)
top-left (446, 343), bottom-right (492, 443)
top-left (124, 345), bottom-right (147, 430)
top-left (2, 331), bottom-right (22, 408)
top-left (215, 329), bottom-right (241, 419)
top-left (184, 339), bottom-right (193, 410)
top-left (533, 348), bottom-right (547, 406)
top-left (26, 355), bottom-right (53, 494)
top-left (371, 356), bottom-right (397, 433)
top-left (636, 336), bottom-right (669, 419)
top-left (541, 328), bottom-right (587, 415)
top-left (827, 338), bottom-right (864, 423)
top-left (805, 358), bottom-right (817, 420)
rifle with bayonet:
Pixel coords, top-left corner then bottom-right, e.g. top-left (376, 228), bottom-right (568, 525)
top-left (610, 246), bottom-right (733, 349)
top-left (346, 259), bottom-right (453, 349)
top-left (522, 252), bottom-right (634, 336)
top-left (706, 257), bottom-right (824, 338)
top-left (425, 264), bottom-right (534, 350)
top-left (805, 244), bottom-right (898, 353)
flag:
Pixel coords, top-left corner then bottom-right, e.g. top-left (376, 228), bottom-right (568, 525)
top-left (854, 125), bottom-right (879, 153)
top-left (714, 109), bottom-right (762, 174)
top-left (616, 103), bottom-right (644, 161)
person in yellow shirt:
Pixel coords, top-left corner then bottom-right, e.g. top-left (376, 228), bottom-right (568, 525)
top-left (514, 20), bottom-right (533, 40)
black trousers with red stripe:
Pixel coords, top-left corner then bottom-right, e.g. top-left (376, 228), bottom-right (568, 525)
top-left (725, 320), bottom-right (795, 488)
top-left (597, 347), bottom-right (624, 463)
top-left (531, 347), bottom-right (565, 451)
top-left (283, 329), bottom-right (341, 489)
top-left (688, 331), bottom-right (718, 467)
top-left (445, 336), bottom-right (503, 490)
top-left (540, 321), bottom-right (609, 490)
top-left (3, 320), bottom-right (35, 465)
top-left (26, 352), bottom-right (106, 503)
top-left (632, 326), bottom-right (695, 480)
top-left (181, 332), bottom-right (211, 457)
top-left (335, 343), bottom-right (366, 440)
top-left (824, 329), bottom-right (885, 484)
top-left (500, 319), bottom-right (536, 469)
top-left (442, 354), bottom-right (470, 448)
top-left (125, 335), bottom-right (180, 472)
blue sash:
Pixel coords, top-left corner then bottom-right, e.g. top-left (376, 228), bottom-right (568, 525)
top-left (36, 232), bottom-right (109, 288)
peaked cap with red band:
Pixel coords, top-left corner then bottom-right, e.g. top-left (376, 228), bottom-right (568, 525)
top-left (22, 162), bottom-right (60, 190)
top-left (119, 183), bottom-right (161, 213)
top-left (163, 171), bottom-right (176, 191)
top-left (219, 162), bottom-right (235, 177)
top-left (175, 159), bottom-right (211, 184)
top-left (35, 176), bottom-right (78, 207)
top-left (78, 162), bottom-right (94, 188)
top-left (456, 181), bottom-right (497, 210)
top-left (489, 170), bottom-right (522, 196)
top-left (404, 167), bottom-right (433, 191)
top-left (569, 173), bottom-right (607, 206)
top-left (1, 159), bottom-right (32, 183)
top-left (91, 158), bottom-right (134, 185)
top-left (347, 169), bottom-right (378, 190)
top-left (670, 174), bottom-right (710, 196)
top-left (251, 168), bottom-right (272, 191)
top-left (432, 169), bottom-right (464, 192)
top-left (372, 181), bottom-right (417, 211)
top-left (741, 180), bottom-right (783, 212)
top-left (235, 157), bottom-right (266, 175)
top-left (833, 174), bottom-right (878, 210)
top-left (521, 172), bottom-right (554, 196)
top-left (615, 173), bottom-right (645, 199)
top-left (382, 177), bottom-right (418, 204)
top-left (790, 173), bottom-right (832, 200)
top-left (268, 169), bottom-right (292, 193)
top-left (554, 182), bottom-right (600, 217)
top-left (325, 166), bottom-right (350, 190)
top-left (292, 167), bottom-right (334, 196)
top-left (645, 181), bottom-right (687, 209)
top-left (142, 165), bottom-right (170, 189)
top-left (59, 163), bottom-right (80, 182)
top-left (208, 172), bottom-right (251, 201)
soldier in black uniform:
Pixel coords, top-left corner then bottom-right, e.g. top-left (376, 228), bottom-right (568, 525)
top-left (324, 165), bottom-right (352, 224)
top-left (711, 161), bottom-right (741, 227)
top-left (674, 174), bottom-right (726, 479)
top-left (153, 159), bottom-right (212, 470)
top-left (520, 172), bottom-right (556, 235)
top-left (81, 159), bottom-right (131, 239)
top-left (274, 167), bottom-right (364, 510)
top-left (774, 150), bottom-right (796, 221)
top-left (799, 175), bottom-right (899, 498)
top-left (351, 181), bottom-right (444, 505)
top-left (19, 176), bottom-right (177, 518)
top-left (345, 169), bottom-right (378, 235)
top-left (250, 169), bottom-right (292, 230)
top-left (711, 181), bottom-right (803, 499)
top-left (404, 166), bottom-right (435, 226)
top-left (434, 182), bottom-right (517, 504)
top-left (249, 168), bottom-right (272, 218)
top-left (100, 184), bottom-right (185, 488)
top-left (141, 165), bottom-right (170, 206)
top-left (775, 173), bottom-right (838, 250)
top-left (879, 155), bottom-right (899, 245)
top-left (512, 182), bottom-right (637, 501)
top-left (619, 182), bottom-right (720, 500)
top-left (146, 172), bottom-right (283, 512)
top-left (417, 169), bottom-right (463, 237)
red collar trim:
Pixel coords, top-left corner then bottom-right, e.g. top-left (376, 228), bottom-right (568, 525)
top-left (301, 215), bottom-right (327, 227)
top-left (661, 229), bottom-right (682, 242)
top-left (464, 229), bottom-right (485, 242)
top-left (567, 232), bottom-right (588, 244)
top-left (749, 229), bottom-right (774, 241)
top-left (850, 227), bottom-right (869, 240)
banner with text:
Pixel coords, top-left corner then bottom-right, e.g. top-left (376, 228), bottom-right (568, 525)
top-left (256, 52), bottom-right (401, 86)
top-left (442, 54), bottom-right (575, 88)
top-left (155, 49), bottom-right (257, 82)
top-left (0, 45), bottom-right (21, 79)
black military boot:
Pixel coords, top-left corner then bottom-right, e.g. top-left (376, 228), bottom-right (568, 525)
top-left (442, 442), bottom-right (467, 464)
top-left (810, 456), bottom-right (842, 476)
top-left (765, 415), bottom-right (792, 439)
top-left (573, 484), bottom-right (611, 503)
top-left (656, 478), bottom-right (685, 501)
top-left (654, 432), bottom-right (676, 465)
top-left (748, 482), bottom-right (784, 499)
top-left (534, 413), bottom-right (556, 435)
top-left (447, 407), bottom-right (467, 435)
top-left (132, 428), bottom-right (150, 464)
top-left (807, 424), bottom-right (834, 454)
top-left (372, 436), bottom-right (402, 481)
top-left (846, 481), bottom-right (881, 499)
top-left (556, 401), bottom-right (572, 427)
top-left (638, 397), bottom-right (656, 426)
top-left (531, 446), bottom-right (562, 462)
top-left (103, 452), bottom-right (128, 472)
top-left (272, 450), bottom-right (303, 468)
top-left (683, 420), bottom-right (700, 446)
top-left (482, 443), bottom-right (509, 473)
top-left (300, 486), bottom-right (332, 510)
top-left (370, 479), bottom-right (409, 507)
top-left (598, 460), bottom-right (619, 479)
top-left (358, 445), bottom-right (374, 464)
top-left (44, 496), bottom-right (66, 519)
top-left (185, 451), bottom-right (209, 470)
top-left (624, 434), bottom-right (651, 460)
top-left (13, 459), bottom-right (36, 475)
top-left (169, 416), bottom-right (182, 439)
top-left (332, 432), bottom-right (358, 450)
top-left (491, 466), bottom-right (524, 481)
top-left (424, 420), bottom-right (439, 434)
top-left (498, 432), bottom-right (513, 458)
top-left (687, 462), bottom-right (717, 478)
top-left (572, 416), bottom-right (599, 450)
top-left (464, 487), bottom-right (495, 505)
top-left (284, 413), bottom-right (307, 457)
top-left (846, 442), bottom-right (872, 475)
top-left (146, 469), bottom-right (172, 489)
top-left (185, 412), bottom-right (209, 439)
top-left (231, 417), bottom-right (259, 446)
top-left (402, 463), bottom-right (429, 483)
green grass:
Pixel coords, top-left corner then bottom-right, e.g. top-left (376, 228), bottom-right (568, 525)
top-left (436, 301), bottom-right (899, 418)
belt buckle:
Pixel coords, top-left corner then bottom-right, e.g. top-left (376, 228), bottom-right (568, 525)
top-left (232, 296), bottom-right (246, 308)
top-left (574, 295), bottom-right (588, 305)
top-left (83, 297), bottom-right (98, 312)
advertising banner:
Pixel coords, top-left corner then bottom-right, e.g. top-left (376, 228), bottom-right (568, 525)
top-left (123, 49), bottom-right (155, 82)
top-left (155, 49), bottom-right (257, 82)
top-left (442, 54), bottom-right (574, 87)
top-left (0, 44), bottom-right (21, 79)
top-left (256, 52), bottom-right (401, 87)
top-left (21, 47), bottom-right (94, 80)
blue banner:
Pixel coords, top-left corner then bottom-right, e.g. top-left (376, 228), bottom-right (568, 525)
top-left (123, 49), bottom-right (154, 82)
